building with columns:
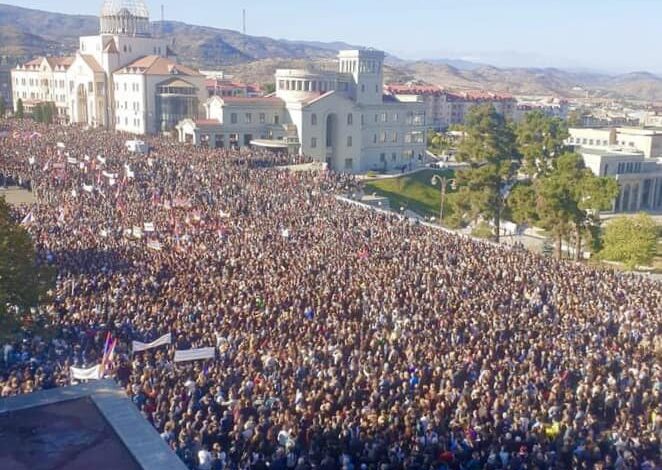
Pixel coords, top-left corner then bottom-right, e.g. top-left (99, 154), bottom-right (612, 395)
top-left (178, 49), bottom-right (428, 173)
top-left (576, 147), bottom-right (662, 213)
top-left (11, 0), bottom-right (204, 134)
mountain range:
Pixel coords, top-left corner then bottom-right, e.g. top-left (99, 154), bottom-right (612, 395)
top-left (0, 3), bottom-right (660, 102)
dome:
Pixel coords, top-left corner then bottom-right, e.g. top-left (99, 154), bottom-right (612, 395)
top-left (99, 0), bottom-right (151, 36)
top-left (101, 0), bottom-right (149, 19)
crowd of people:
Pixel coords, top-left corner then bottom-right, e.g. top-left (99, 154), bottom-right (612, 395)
top-left (1, 120), bottom-right (660, 470)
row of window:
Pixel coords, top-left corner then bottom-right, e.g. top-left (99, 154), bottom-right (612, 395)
top-left (229, 112), bottom-right (279, 125)
top-left (616, 161), bottom-right (643, 174)
top-left (114, 82), bottom-right (141, 93)
top-left (115, 100), bottom-right (142, 111)
top-left (308, 112), bottom-right (425, 127)
top-left (116, 115), bottom-right (141, 127)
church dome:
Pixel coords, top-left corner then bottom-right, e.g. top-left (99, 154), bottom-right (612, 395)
top-left (101, 0), bottom-right (149, 19)
top-left (100, 0), bottom-right (150, 37)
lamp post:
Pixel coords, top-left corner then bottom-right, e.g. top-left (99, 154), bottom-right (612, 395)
top-left (431, 174), bottom-right (456, 223)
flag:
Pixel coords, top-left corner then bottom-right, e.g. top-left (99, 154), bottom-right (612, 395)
top-left (20, 212), bottom-right (34, 227)
top-left (146, 239), bottom-right (162, 251)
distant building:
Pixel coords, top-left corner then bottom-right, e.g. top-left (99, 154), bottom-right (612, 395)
top-left (205, 77), bottom-right (263, 98)
top-left (578, 147), bottom-right (662, 212)
top-left (385, 83), bottom-right (516, 130)
top-left (513, 98), bottom-right (569, 122)
top-left (568, 126), bottom-right (662, 212)
top-left (178, 49), bottom-right (428, 173)
top-left (10, 0), bottom-right (205, 134)
top-left (567, 127), bottom-right (662, 158)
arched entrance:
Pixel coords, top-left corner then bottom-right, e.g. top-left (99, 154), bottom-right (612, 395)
top-left (77, 84), bottom-right (88, 125)
top-left (325, 113), bottom-right (338, 168)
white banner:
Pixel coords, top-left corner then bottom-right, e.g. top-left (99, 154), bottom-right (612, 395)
top-left (82, 184), bottom-right (93, 193)
top-left (56, 142), bottom-right (65, 149)
top-left (146, 239), bottom-right (162, 251)
top-left (103, 171), bottom-right (118, 179)
top-left (132, 333), bottom-right (172, 353)
top-left (132, 226), bottom-right (143, 239)
top-left (28, 156), bottom-right (36, 165)
top-left (71, 364), bottom-right (101, 380)
top-left (67, 157), bottom-right (78, 164)
top-left (144, 222), bottom-right (155, 232)
top-left (174, 347), bottom-right (216, 363)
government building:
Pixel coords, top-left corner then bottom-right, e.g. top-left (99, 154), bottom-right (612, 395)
top-left (10, 0), bottom-right (205, 134)
top-left (177, 50), bottom-right (428, 173)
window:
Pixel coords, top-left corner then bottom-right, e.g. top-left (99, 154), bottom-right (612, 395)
top-left (311, 137), bottom-right (317, 148)
top-left (347, 113), bottom-right (353, 126)
top-left (231, 113), bottom-right (237, 124)
top-left (361, 84), bottom-right (365, 93)
top-left (404, 133), bottom-right (412, 144)
top-left (361, 114), bottom-right (365, 126)
top-left (392, 132), bottom-right (398, 143)
top-left (311, 113), bottom-right (317, 126)
top-left (347, 136), bottom-right (352, 147)
top-left (392, 152), bottom-right (397, 162)
top-left (373, 134), bottom-right (377, 144)
top-left (381, 112), bottom-right (387, 123)
top-left (274, 114), bottom-right (280, 124)
top-left (344, 158), bottom-right (353, 170)
top-left (380, 131), bottom-right (387, 143)
top-left (245, 113), bottom-right (252, 124)
top-left (259, 113), bottom-right (265, 124)
top-left (393, 113), bottom-right (398, 121)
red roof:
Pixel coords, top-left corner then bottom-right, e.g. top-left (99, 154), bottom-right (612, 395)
top-left (118, 55), bottom-right (202, 76)
top-left (220, 96), bottom-right (283, 106)
top-left (195, 119), bottom-right (221, 126)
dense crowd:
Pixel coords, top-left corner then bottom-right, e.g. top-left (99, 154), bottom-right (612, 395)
top-left (1, 120), bottom-right (660, 470)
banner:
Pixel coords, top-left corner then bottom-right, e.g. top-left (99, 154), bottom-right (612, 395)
top-left (67, 157), bottom-right (78, 165)
top-left (132, 226), bottom-right (143, 239)
top-left (96, 155), bottom-right (106, 165)
top-left (70, 364), bottom-right (101, 380)
top-left (174, 347), bottom-right (216, 363)
top-left (103, 171), bottom-right (118, 179)
top-left (146, 239), bottom-right (162, 251)
top-left (144, 222), bottom-right (155, 232)
top-left (82, 184), bottom-right (93, 193)
top-left (56, 142), bottom-right (65, 149)
top-left (132, 333), bottom-right (172, 353)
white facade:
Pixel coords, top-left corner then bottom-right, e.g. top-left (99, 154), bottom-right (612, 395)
top-left (178, 50), bottom-right (427, 173)
top-left (11, 0), bottom-right (203, 135)
top-left (568, 127), bottom-right (662, 158)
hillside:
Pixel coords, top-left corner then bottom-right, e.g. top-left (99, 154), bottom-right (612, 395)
top-left (0, 3), bottom-right (661, 102)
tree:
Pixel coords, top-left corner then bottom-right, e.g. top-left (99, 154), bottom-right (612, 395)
top-left (428, 131), bottom-right (452, 156)
top-left (507, 182), bottom-right (538, 225)
top-left (15, 98), bottom-right (24, 119)
top-left (42, 102), bottom-right (54, 124)
top-left (0, 198), bottom-right (54, 339)
top-left (33, 103), bottom-right (44, 123)
top-left (0, 96), bottom-right (6, 117)
top-left (263, 83), bottom-right (276, 94)
top-left (600, 214), bottom-right (658, 269)
top-left (455, 104), bottom-right (518, 242)
top-left (516, 110), bottom-right (568, 177)
top-left (533, 152), bottom-right (617, 259)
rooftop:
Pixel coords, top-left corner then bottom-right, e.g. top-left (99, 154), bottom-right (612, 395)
top-left (0, 380), bottom-right (186, 470)
top-left (118, 56), bottom-right (202, 76)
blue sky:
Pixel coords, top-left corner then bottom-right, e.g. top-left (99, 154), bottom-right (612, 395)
top-left (5, 0), bottom-right (661, 74)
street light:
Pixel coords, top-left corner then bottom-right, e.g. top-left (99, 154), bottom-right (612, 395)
top-left (431, 174), bottom-right (456, 223)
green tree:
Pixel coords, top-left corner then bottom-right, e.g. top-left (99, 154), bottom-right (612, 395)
top-left (507, 182), bottom-right (538, 225)
top-left (263, 83), bottom-right (276, 94)
top-left (0, 198), bottom-right (54, 339)
top-left (428, 131), bottom-right (453, 156)
top-left (516, 110), bottom-right (568, 177)
top-left (600, 213), bottom-right (658, 269)
top-left (15, 98), bottom-right (24, 119)
top-left (531, 152), bottom-right (617, 259)
top-left (33, 103), bottom-right (44, 123)
top-left (455, 104), bottom-right (518, 242)
top-left (0, 96), bottom-right (6, 117)
top-left (42, 102), bottom-right (54, 124)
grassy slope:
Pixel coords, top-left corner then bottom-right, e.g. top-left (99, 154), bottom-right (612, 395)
top-left (363, 169), bottom-right (455, 217)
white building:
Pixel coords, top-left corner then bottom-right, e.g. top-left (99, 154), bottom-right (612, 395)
top-left (11, 0), bottom-right (204, 134)
top-left (568, 127), bottom-right (662, 212)
top-left (177, 50), bottom-right (427, 173)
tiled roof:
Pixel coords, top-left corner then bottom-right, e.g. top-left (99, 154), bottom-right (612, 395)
top-left (118, 55), bottom-right (202, 76)
top-left (220, 96), bottom-right (284, 106)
